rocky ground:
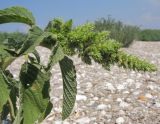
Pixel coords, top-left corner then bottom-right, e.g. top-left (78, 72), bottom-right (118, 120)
top-left (8, 41), bottom-right (160, 124)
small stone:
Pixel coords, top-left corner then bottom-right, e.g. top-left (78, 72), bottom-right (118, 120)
top-left (135, 83), bottom-right (141, 89)
top-left (55, 120), bottom-right (62, 124)
top-left (118, 110), bottom-right (125, 115)
top-left (54, 107), bottom-right (62, 112)
top-left (93, 97), bottom-right (99, 101)
top-left (155, 102), bottom-right (160, 108)
top-left (117, 84), bottom-right (125, 90)
top-left (54, 120), bottom-right (69, 124)
top-left (126, 79), bottom-right (134, 83)
top-left (101, 110), bottom-right (106, 115)
top-left (137, 73), bottom-right (142, 78)
top-left (145, 93), bottom-right (153, 99)
top-left (138, 95), bottom-right (148, 101)
top-left (76, 117), bottom-right (90, 123)
top-left (116, 117), bottom-right (125, 124)
top-left (133, 91), bottom-right (140, 95)
top-left (117, 98), bottom-right (123, 102)
top-left (87, 101), bottom-right (95, 106)
top-left (147, 85), bottom-right (155, 90)
top-left (123, 91), bottom-right (130, 94)
top-left (97, 104), bottom-right (107, 110)
top-left (105, 83), bottom-right (115, 92)
top-left (119, 101), bottom-right (130, 108)
top-left (76, 95), bottom-right (87, 101)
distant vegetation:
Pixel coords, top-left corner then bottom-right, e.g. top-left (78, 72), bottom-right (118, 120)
top-left (94, 17), bottom-right (140, 47)
top-left (138, 29), bottom-right (160, 41)
top-left (0, 18), bottom-right (160, 51)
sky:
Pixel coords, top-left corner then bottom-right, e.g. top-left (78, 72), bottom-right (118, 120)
top-left (0, 0), bottom-right (160, 32)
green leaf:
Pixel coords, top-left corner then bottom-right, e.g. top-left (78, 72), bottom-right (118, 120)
top-left (19, 63), bottom-right (52, 124)
top-left (0, 56), bottom-right (16, 70)
top-left (0, 6), bottom-right (35, 26)
top-left (59, 56), bottom-right (77, 120)
top-left (45, 43), bottom-right (64, 71)
top-left (18, 26), bottom-right (43, 55)
top-left (0, 70), bottom-right (10, 112)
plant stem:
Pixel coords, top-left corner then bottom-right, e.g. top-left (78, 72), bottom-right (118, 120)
top-left (8, 97), bottom-right (16, 120)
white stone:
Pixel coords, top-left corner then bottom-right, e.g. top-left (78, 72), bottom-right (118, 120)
top-left (54, 107), bottom-right (62, 112)
top-left (93, 97), bottom-right (99, 101)
top-left (116, 117), bottom-right (125, 124)
top-left (155, 102), bottom-right (160, 108)
top-left (119, 101), bottom-right (130, 108)
top-left (147, 85), bottom-right (155, 90)
top-left (137, 73), bottom-right (142, 78)
top-left (116, 84), bottom-right (125, 90)
top-left (145, 93), bottom-right (153, 99)
top-left (135, 83), bottom-right (141, 89)
top-left (54, 120), bottom-right (69, 124)
top-left (133, 91), bottom-right (140, 95)
top-left (117, 98), bottom-right (123, 102)
top-left (106, 83), bottom-right (115, 92)
top-left (76, 117), bottom-right (90, 124)
top-left (126, 79), bottom-right (134, 83)
top-left (76, 95), bottom-right (87, 101)
top-left (87, 101), bottom-right (95, 106)
top-left (97, 104), bottom-right (107, 110)
top-left (54, 120), bottom-right (62, 124)
top-left (101, 110), bottom-right (106, 115)
top-left (118, 110), bottom-right (125, 115)
top-left (86, 82), bottom-right (93, 88)
top-left (123, 91), bottom-right (130, 94)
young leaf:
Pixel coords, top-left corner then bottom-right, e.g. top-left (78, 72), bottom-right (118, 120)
top-left (0, 6), bottom-right (35, 26)
top-left (19, 63), bottom-right (52, 124)
top-left (18, 26), bottom-right (43, 55)
top-left (59, 56), bottom-right (77, 120)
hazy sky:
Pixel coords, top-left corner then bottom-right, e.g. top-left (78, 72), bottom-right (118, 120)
top-left (0, 0), bottom-right (160, 32)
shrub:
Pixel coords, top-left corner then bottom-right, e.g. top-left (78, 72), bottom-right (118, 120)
top-left (138, 29), bottom-right (160, 41)
top-left (0, 6), bottom-right (157, 124)
top-left (94, 17), bottom-right (140, 47)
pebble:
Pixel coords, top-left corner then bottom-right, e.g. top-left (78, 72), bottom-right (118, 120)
top-left (155, 102), bottom-right (160, 108)
top-left (93, 97), bottom-right (99, 101)
top-left (97, 104), bottom-right (107, 110)
top-left (145, 93), bottom-right (153, 99)
top-left (116, 84), bottom-right (125, 90)
top-left (119, 101), bottom-right (130, 108)
top-left (76, 117), bottom-right (90, 124)
top-left (76, 95), bottom-right (87, 101)
top-left (105, 83), bottom-right (115, 92)
top-left (126, 79), bottom-right (134, 83)
top-left (116, 117), bottom-right (125, 124)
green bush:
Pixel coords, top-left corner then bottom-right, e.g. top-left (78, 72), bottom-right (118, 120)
top-left (94, 17), bottom-right (140, 47)
top-left (139, 29), bottom-right (160, 41)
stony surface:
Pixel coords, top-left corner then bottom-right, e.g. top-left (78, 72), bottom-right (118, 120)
top-left (8, 41), bottom-right (160, 124)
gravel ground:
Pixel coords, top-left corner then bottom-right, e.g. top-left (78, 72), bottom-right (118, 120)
top-left (8, 41), bottom-right (160, 124)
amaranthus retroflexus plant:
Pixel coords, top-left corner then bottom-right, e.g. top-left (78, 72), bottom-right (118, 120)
top-left (0, 6), bottom-right (157, 124)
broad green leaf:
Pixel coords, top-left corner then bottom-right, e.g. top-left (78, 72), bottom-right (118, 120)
top-left (59, 56), bottom-right (77, 120)
top-left (0, 70), bottom-right (10, 112)
top-left (0, 6), bottom-right (35, 26)
top-left (0, 45), bottom-right (16, 69)
top-left (19, 63), bottom-right (52, 124)
top-left (18, 26), bottom-right (43, 55)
